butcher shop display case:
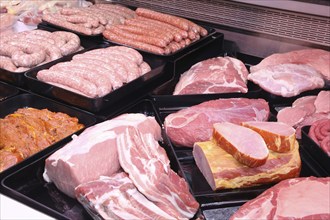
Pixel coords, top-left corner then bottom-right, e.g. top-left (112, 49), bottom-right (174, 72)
top-left (0, 0), bottom-right (329, 219)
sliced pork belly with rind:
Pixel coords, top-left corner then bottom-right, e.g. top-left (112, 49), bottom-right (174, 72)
top-left (117, 127), bottom-right (199, 219)
top-left (192, 139), bottom-right (301, 191)
top-left (314, 90), bottom-right (330, 113)
top-left (230, 177), bottom-right (330, 220)
top-left (43, 113), bottom-right (162, 198)
top-left (164, 98), bottom-right (270, 147)
top-left (241, 121), bottom-right (296, 153)
top-left (75, 173), bottom-right (176, 220)
top-left (173, 56), bottom-right (249, 95)
top-left (213, 122), bottom-right (269, 167)
top-left (250, 49), bottom-right (330, 81)
top-left (248, 64), bottom-right (324, 97)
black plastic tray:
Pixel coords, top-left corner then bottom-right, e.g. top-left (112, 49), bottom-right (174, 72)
top-left (0, 99), bottom-right (184, 220)
top-left (0, 93), bottom-right (97, 179)
top-left (0, 81), bottom-right (19, 101)
top-left (25, 44), bottom-right (173, 113)
top-left (0, 28), bottom-right (100, 87)
top-left (301, 126), bottom-right (330, 174)
top-left (154, 96), bottom-right (328, 205)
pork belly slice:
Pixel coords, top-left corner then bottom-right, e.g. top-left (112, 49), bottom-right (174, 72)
top-left (248, 64), bottom-right (325, 97)
top-left (173, 56), bottom-right (249, 95)
top-left (164, 98), bottom-right (270, 147)
top-left (241, 121), bottom-right (296, 153)
top-left (75, 173), bottom-right (176, 220)
top-left (117, 127), bottom-right (199, 219)
top-left (230, 177), bottom-right (330, 220)
top-left (192, 139), bottom-right (301, 191)
top-left (213, 122), bottom-right (269, 167)
top-left (43, 113), bottom-right (162, 198)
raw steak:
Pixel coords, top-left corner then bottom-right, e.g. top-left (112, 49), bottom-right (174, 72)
top-left (173, 56), bottom-right (249, 95)
top-left (164, 98), bottom-right (270, 147)
top-left (248, 64), bottom-right (324, 97)
top-left (75, 173), bottom-right (176, 220)
top-left (230, 177), bottom-right (330, 220)
top-left (250, 49), bottom-right (330, 81)
top-left (241, 121), bottom-right (296, 153)
top-left (43, 113), bottom-right (161, 198)
top-left (193, 139), bottom-right (301, 191)
top-left (213, 122), bottom-right (269, 167)
top-left (117, 127), bottom-right (199, 219)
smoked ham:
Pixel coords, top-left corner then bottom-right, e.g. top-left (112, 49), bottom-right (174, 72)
top-left (213, 122), bottom-right (269, 167)
top-left (193, 139), bottom-right (301, 191)
top-left (241, 121), bottom-right (296, 153)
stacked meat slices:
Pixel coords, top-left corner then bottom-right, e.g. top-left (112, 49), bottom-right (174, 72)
top-left (0, 29), bottom-right (81, 72)
top-left (44, 113), bottom-right (199, 219)
top-left (37, 46), bottom-right (151, 98)
top-left (173, 56), bottom-right (249, 95)
top-left (104, 8), bottom-right (208, 55)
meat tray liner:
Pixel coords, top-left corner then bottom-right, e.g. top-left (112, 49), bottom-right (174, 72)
top-left (0, 93), bottom-right (97, 180)
top-left (0, 99), bottom-right (182, 220)
top-left (0, 27), bottom-right (101, 87)
top-left (153, 95), bottom-right (329, 207)
top-left (0, 81), bottom-right (19, 102)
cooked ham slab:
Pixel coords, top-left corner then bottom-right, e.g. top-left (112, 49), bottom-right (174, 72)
top-left (192, 139), bottom-right (301, 191)
top-left (164, 98), bottom-right (269, 147)
top-left (248, 64), bottom-right (324, 97)
top-left (250, 49), bottom-right (330, 81)
top-left (43, 113), bottom-right (161, 198)
top-left (230, 177), bottom-right (330, 220)
top-left (173, 56), bottom-right (249, 95)
top-left (213, 122), bottom-right (269, 167)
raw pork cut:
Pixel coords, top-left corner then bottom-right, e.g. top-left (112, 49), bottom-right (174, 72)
top-left (250, 49), bottom-right (330, 81)
top-left (277, 91), bottom-right (330, 138)
top-left (248, 64), bottom-right (324, 97)
top-left (117, 127), bottom-right (199, 219)
top-left (173, 56), bottom-right (249, 95)
top-left (43, 113), bottom-right (161, 198)
top-left (75, 173), bottom-right (177, 220)
top-left (308, 119), bottom-right (330, 156)
top-left (164, 98), bottom-right (269, 147)
top-left (193, 139), bottom-right (301, 190)
top-left (241, 121), bottom-right (296, 153)
top-left (230, 177), bottom-right (330, 220)
top-left (213, 122), bottom-right (269, 167)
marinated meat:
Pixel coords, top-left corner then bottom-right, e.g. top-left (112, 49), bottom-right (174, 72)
top-left (213, 122), bottom-right (269, 167)
top-left (193, 139), bottom-right (301, 191)
top-left (173, 56), bottom-right (249, 95)
top-left (43, 113), bottom-right (162, 198)
top-left (0, 108), bottom-right (83, 172)
top-left (250, 49), bottom-right (330, 81)
top-left (230, 177), bottom-right (330, 220)
top-left (248, 64), bottom-right (324, 97)
top-left (164, 98), bottom-right (269, 147)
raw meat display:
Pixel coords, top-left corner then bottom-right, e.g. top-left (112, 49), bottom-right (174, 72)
top-left (230, 177), bottom-right (330, 220)
top-left (164, 98), bottom-right (270, 147)
top-left (0, 29), bottom-right (81, 72)
top-left (42, 4), bottom-right (135, 35)
top-left (193, 130), bottom-right (301, 190)
top-left (248, 64), bottom-right (325, 97)
top-left (250, 49), bottom-right (330, 81)
top-left (43, 113), bottom-right (161, 198)
top-left (37, 46), bottom-right (150, 98)
top-left (75, 173), bottom-right (177, 220)
top-left (103, 8), bottom-right (208, 55)
top-left (173, 56), bottom-right (249, 95)
top-left (213, 122), bottom-right (269, 167)
top-left (308, 119), bottom-right (330, 156)
top-left (0, 107), bottom-right (84, 172)
top-left (277, 90), bottom-right (330, 138)
top-left (241, 121), bottom-right (296, 153)
top-left (117, 127), bottom-right (199, 219)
